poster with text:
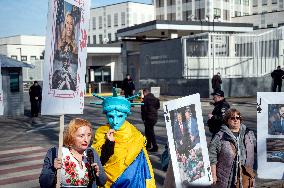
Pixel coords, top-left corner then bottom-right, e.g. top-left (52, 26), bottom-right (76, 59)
top-left (163, 93), bottom-right (212, 187)
top-left (42, 0), bottom-right (90, 115)
top-left (257, 92), bottom-right (284, 179)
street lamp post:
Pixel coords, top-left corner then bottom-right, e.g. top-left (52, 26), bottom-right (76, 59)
top-left (212, 16), bottom-right (220, 76)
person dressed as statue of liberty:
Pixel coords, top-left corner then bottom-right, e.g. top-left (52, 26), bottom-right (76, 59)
top-left (91, 89), bottom-right (156, 188)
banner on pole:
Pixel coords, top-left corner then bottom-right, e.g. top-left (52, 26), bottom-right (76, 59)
top-left (257, 92), bottom-right (284, 180)
top-left (163, 93), bottom-right (212, 187)
top-left (42, 0), bottom-right (90, 115)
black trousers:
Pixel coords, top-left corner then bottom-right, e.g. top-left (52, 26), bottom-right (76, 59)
top-left (272, 81), bottom-right (282, 92)
top-left (144, 120), bottom-right (157, 148)
top-left (31, 100), bottom-right (40, 117)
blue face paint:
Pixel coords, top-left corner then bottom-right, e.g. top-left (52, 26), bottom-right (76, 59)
top-left (106, 110), bottom-right (127, 130)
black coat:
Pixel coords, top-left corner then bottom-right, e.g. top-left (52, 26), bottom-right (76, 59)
top-left (271, 69), bottom-right (284, 83)
top-left (29, 84), bottom-right (42, 102)
top-left (141, 93), bottom-right (160, 123)
top-left (122, 78), bottom-right (135, 95)
top-left (207, 99), bottom-right (230, 134)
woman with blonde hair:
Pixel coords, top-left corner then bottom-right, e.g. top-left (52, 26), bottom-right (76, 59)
top-left (39, 118), bottom-right (106, 188)
top-left (58, 13), bottom-right (77, 55)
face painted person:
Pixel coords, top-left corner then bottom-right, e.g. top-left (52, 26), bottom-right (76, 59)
top-left (92, 94), bottom-right (156, 188)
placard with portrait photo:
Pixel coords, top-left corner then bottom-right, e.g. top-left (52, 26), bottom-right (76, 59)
top-left (163, 93), bottom-right (212, 187)
top-left (257, 92), bottom-right (284, 179)
top-left (42, 0), bottom-right (90, 115)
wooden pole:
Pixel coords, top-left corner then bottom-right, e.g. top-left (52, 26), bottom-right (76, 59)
top-left (56, 114), bottom-right (64, 188)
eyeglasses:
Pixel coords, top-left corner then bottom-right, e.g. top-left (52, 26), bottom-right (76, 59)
top-left (229, 116), bottom-right (241, 121)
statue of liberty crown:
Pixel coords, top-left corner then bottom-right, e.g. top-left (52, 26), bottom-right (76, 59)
top-left (91, 87), bottom-right (143, 114)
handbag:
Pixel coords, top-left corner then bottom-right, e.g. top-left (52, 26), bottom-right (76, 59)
top-left (236, 164), bottom-right (256, 188)
top-left (230, 141), bottom-right (256, 188)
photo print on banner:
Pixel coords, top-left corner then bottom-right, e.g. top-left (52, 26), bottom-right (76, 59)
top-left (163, 93), bottom-right (212, 187)
top-left (42, 0), bottom-right (90, 115)
top-left (257, 92), bottom-right (284, 180)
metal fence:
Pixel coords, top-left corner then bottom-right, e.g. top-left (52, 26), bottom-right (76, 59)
top-left (183, 26), bottom-right (284, 79)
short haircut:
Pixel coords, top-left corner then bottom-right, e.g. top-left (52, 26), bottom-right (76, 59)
top-left (63, 118), bottom-right (93, 148)
top-left (223, 108), bottom-right (243, 125)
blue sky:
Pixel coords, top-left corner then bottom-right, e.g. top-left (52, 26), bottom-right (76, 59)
top-left (0, 0), bottom-right (152, 38)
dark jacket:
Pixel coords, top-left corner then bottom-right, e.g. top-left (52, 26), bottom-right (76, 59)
top-left (207, 99), bottom-right (230, 134)
top-left (209, 124), bottom-right (256, 188)
top-left (29, 84), bottom-right (42, 102)
top-left (271, 69), bottom-right (284, 83)
top-left (39, 147), bottom-right (106, 188)
top-left (212, 74), bottom-right (222, 90)
top-left (122, 78), bottom-right (135, 95)
top-left (141, 93), bottom-right (160, 123)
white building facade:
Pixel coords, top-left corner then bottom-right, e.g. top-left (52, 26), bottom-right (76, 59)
top-left (232, 0), bottom-right (284, 29)
top-left (89, 2), bottom-right (155, 45)
top-left (154, 0), bottom-right (251, 22)
top-left (0, 35), bottom-right (45, 83)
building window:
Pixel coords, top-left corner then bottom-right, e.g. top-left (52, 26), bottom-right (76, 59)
top-left (114, 13), bottom-right (118, 27)
top-left (262, 0), bottom-right (267, 5)
top-left (253, 0), bottom-right (258, 7)
top-left (156, 0), bottom-right (164, 7)
top-left (244, 0), bottom-right (249, 5)
top-left (272, 0), bottom-right (277, 4)
top-left (214, 8), bottom-right (221, 17)
top-left (235, 11), bottom-right (241, 17)
top-left (10, 72), bottom-right (20, 92)
top-left (167, 0), bottom-right (175, 6)
top-left (40, 56), bottom-right (44, 60)
top-left (115, 33), bottom-right (118, 41)
top-left (93, 35), bottom-right (96, 44)
top-left (30, 56), bottom-right (36, 60)
top-left (92, 17), bottom-right (96, 29)
top-left (223, 10), bottom-right (229, 20)
top-left (107, 15), bottom-right (111, 27)
top-left (267, 24), bottom-right (274, 28)
top-left (121, 12), bottom-right (126, 26)
top-left (99, 34), bottom-right (103, 44)
top-left (235, 0), bottom-right (241, 4)
top-left (108, 33), bottom-right (112, 42)
top-left (99, 16), bottom-right (102, 29)
top-left (88, 36), bottom-right (91, 45)
top-left (21, 56), bottom-right (27, 61)
top-left (93, 66), bottom-right (111, 83)
top-left (253, 26), bottom-right (259, 30)
top-left (11, 55), bottom-right (17, 60)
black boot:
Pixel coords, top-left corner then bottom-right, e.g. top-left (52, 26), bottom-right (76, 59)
top-left (148, 145), bottom-right (158, 152)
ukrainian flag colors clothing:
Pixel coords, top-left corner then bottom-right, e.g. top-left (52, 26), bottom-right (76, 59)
top-left (92, 121), bottom-right (156, 188)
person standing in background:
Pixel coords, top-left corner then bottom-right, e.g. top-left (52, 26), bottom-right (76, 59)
top-left (271, 66), bottom-right (284, 92)
top-left (211, 72), bottom-right (222, 92)
top-left (122, 74), bottom-right (135, 99)
top-left (29, 81), bottom-right (42, 117)
top-left (141, 88), bottom-right (160, 152)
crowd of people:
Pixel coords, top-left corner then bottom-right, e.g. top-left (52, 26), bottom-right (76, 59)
top-left (37, 73), bottom-right (260, 188)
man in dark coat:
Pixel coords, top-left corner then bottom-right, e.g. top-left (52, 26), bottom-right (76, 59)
top-left (207, 90), bottom-right (230, 136)
top-left (211, 72), bottom-right (222, 92)
top-left (122, 74), bottom-right (135, 99)
top-left (141, 88), bottom-right (160, 152)
top-left (269, 105), bottom-right (284, 135)
top-left (29, 81), bottom-right (42, 117)
top-left (271, 66), bottom-right (284, 92)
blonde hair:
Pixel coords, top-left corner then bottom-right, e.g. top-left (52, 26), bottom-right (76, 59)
top-left (63, 118), bottom-right (93, 148)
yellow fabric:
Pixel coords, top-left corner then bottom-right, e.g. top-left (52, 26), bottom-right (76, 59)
top-left (92, 121), bottom-right (156, 188)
